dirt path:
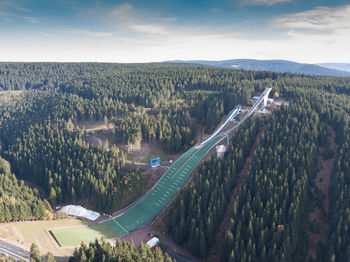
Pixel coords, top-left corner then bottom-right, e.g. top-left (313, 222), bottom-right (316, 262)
top-left (205, 125), bottom-right (265, 261)
top-left (85, 124), bottom-right (114, 133)
top-left (74, 119), bottom-right (114, 133)
top-left (306, 125), bottom-right (338, 261)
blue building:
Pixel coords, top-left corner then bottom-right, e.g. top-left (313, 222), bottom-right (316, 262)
top-left (150, 157), bottom-right (161, 167)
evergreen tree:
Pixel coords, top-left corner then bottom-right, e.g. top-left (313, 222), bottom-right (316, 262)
top-left (30, 243), bottom-right (41, 262)
top-left (45, 252), bottom-right (56, 262)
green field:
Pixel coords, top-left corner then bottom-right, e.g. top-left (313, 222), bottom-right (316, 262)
top-left (0, 218), bottom-right (85, 256)
top-left (52, 223), bottom-right (117, 247)
top-left (52, 136), bottom-right (222, 246)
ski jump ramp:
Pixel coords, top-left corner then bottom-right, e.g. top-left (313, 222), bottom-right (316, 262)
top-left (51, 88), bottom-right (271, 246)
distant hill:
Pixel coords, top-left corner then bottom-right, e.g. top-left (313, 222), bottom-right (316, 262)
top-left (317, 63), bottom-right (350, 73)
top-left (166, 59), bottom-right (350, 77)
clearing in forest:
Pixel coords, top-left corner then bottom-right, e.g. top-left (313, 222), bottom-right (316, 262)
top-left (306, 125), bottom-right (338, 261)
top-left (0, 218), bottom-right (84, 258)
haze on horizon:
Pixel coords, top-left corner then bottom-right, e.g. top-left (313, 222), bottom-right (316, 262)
top-left (0, 0), bottom-right (349, 64)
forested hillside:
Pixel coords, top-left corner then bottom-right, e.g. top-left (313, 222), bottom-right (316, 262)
top-left (168, 59), bottom-right (350, 77)
top-left (163, 69), bottom-right (350, 262)
top-left (0, 63), bottom-right (119, 90)
top-left (22, 239), bottom-right (174, 262)
top-left (69, 238), bottom-right (174, 262)
top-left (166, 118), bottom-right (261, 257)
top-left (0, 156), bottom-right (52, 222)
top-left (220, 101), bottom-right (321, 261)
top-left (0, 63), bottom-right (348, 262)
top-left (0, 64), bottom-right (254, 213)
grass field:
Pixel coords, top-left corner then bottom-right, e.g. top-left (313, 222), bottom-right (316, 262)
top-left (52, 136), bottom-right (222, 246)
top-left (52, 223), bottom-right (117, 247)
top-left (0, 218), bottom-right (84, 258)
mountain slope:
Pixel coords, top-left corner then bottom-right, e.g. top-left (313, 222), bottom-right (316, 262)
top-left (317, 63), bottom-right (350, 73)
top-left (166, 59), bottom-right (350, 77)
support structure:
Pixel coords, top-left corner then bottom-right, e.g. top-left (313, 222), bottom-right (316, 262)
top-left (240, 88), bottom-right (272, 123)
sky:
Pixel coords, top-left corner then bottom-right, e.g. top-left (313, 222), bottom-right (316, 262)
top-left (0, 0), bottom-right (349, 63)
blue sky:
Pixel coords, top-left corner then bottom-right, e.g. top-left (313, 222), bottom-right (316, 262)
top-left (0, 0), bottom-right (349, 62)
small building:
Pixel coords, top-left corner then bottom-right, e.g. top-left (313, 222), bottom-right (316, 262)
top-left (273, 100), bottom-right (289, 106)
top-left (146, 237), bottom-right (159, 248)
top-left (59, 205), bottom-right (100, 221)
top-left (150, 157), bottom-right (161, 167)
top-left (161, 159), bottom-right (173, 166)
top-left (255, 108), bottom-right (271, 116)
top-left (216, 145), bottom-right (227, 158)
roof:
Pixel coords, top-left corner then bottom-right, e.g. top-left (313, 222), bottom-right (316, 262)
top-left (59, 205), bottom-right (100, 221)
top-left (146, 237), bottom-right (159, 248)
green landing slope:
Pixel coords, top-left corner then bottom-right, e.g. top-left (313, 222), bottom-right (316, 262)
top-left (52, 136), bottom-right (222, 246)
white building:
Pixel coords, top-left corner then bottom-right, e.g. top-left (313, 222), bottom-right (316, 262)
top-left (146, 237), bottom-right (159, 248)
top-left (216, 145), bottom-right (227, 158)
top-left (59, 205), bottom-right (100, 221)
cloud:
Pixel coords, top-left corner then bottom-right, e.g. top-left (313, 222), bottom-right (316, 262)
top-left (2, 1), bottom-right (349, 63)
top-left (40, 32), bottom-right (55, 38)
top-left (59, 29), bottom-right (113, 38)
top-left (130, 24), bottom-right (168, 35)
top-left (108, 3), bottom-right (133, 20)
top-left (260, 5), bottom-right (350, 62)
top-left (54, 3), bottom-right (180, 47)
top-left (0, 1), bottom-right (31, 13)
top-left (160, 17), bottom-right (177, 22)
top-left (0, 11), bottom-right (38, 23)
top-left (244, 0), bottom-right (292, 6)
top-left (83, 31), bottom-right (113, 37)
top-left (0, 2), bottom-right (38, 23)
top-left (270, 5), bottom-right (350, 57)
top-left (98, 3), bottom-right (179, 39)
top-left (274, 5), bottom-right (350, 34)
